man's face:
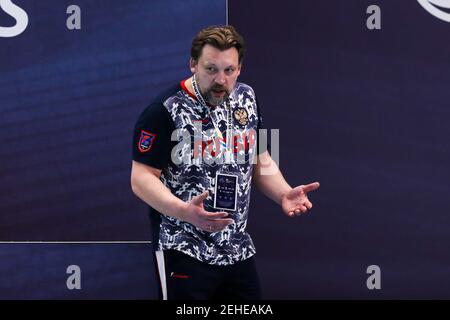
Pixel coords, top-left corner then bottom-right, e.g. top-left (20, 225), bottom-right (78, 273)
top-left (190, 44), bottom-right (241, 106)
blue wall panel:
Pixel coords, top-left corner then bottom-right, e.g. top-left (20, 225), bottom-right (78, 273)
top-left (0, 0), bottom-right (225, 299)
top-left (230, 0), bottom-right (450, 299)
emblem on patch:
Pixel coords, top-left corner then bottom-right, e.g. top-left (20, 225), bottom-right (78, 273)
top-left (234, 108), bottom-right (248, 126)
top-left (138, 130), bottom-right (156, 153)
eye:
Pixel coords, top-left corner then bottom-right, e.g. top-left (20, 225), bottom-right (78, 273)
top-left (206, 66), bottom-right (217, 73)
top-left (225, 68), bottom-right (235, 75)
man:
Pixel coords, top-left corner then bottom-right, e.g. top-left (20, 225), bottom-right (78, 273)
top-left (131, 25), bottom-right (320, 300)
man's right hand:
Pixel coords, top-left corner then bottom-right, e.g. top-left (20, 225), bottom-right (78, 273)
top-left (181, 191), bottom-right (234, 233)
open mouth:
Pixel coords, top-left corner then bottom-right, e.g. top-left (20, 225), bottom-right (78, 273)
top-left (211, 88), bottom-right (226, 97)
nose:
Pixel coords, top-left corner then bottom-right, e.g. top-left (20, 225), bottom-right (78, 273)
top-left (214, 72), bottom-right (226, 86)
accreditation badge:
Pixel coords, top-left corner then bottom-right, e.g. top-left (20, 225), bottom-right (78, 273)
top-left (213, 172), bottom-right (238, 211)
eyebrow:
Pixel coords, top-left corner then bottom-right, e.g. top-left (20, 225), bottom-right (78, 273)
top-left (204, 63), bottom-right (236, 69)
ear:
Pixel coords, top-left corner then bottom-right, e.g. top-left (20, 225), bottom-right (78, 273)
top-left (189, 58), bottom-right (197, 74)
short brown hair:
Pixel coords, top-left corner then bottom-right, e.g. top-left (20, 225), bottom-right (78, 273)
top-left (191, 25), bottom-right (245, 64)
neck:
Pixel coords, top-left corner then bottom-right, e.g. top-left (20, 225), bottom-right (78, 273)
top-left (190, 75), bottom-right (212, 107)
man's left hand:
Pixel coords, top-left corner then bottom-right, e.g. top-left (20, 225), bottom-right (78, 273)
top-left (281, 182), bottom-right (320, 217)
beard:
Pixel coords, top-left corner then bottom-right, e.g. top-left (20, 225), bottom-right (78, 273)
top-left (204, 84), bottom-right (230, 106)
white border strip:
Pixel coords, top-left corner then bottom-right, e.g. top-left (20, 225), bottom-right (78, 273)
top-left (155, 250), bottom-right (168, 300)
top-left (0, 241), bottom-right (152, 244)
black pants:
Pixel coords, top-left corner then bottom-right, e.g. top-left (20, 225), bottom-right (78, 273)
top-left (155, 249), bottom-right (261, 300)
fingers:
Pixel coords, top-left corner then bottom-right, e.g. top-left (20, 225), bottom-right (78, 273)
top-left (203, 217), bottom-right (234, 233)
top-left (191, 191), bottom-right (209, 206)
top-left (211, 218), bottom-right (234, 232)
top-left (291, 205), bottom-right (307, 213)
top-left (288, 203), bottom-right (310, 217)
top-left (303, 182), bottom-right (320, 193)
top-left (200, 210), bottom-right (234, 233)
top-left (204, 211), bottom-right (229, 219)
top-left (291, 185), bottom-right (305, 195)
top-left (305, 200), bottom-right (313, 210)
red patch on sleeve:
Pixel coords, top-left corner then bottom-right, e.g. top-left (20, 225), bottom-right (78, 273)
top-left (138, 130), bottom-right (157, 153)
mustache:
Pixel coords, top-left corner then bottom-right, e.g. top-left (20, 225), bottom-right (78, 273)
top-left (209, 85), bottom-right (228, 92)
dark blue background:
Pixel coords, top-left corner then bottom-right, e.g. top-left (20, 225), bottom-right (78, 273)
top-left (0, 243), bottom-right (155, 299)
top-left (0, 0), bottom-right (225, 299)
top-left (1, 0), bottom-right (450, 299)
top-left (231, 0), bottom-right (450, 298)
top-left (0, 0), bottom-right (225, 241)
